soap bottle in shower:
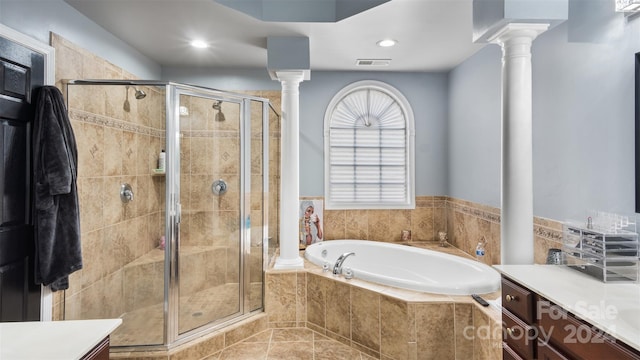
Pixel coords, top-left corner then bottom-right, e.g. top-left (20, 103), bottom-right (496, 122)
top-left (158, 149), bottom-right (166, 172)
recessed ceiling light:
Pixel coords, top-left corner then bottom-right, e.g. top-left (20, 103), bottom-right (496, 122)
top-left (376, 39), bottom-right (397, 47)
top-left (190, 39), bottom-right (209, 49)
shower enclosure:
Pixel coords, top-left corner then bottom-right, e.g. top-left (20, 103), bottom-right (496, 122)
top-left (62, 81), bottom-right (280, 350)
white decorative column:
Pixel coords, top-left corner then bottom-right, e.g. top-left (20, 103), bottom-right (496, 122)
top-left (489, 23), bottom-right (548, 265)
top-left (273, 70), bottom-right (306, 269)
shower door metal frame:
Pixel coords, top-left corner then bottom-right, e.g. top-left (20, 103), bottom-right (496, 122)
top-left (165, 83), bottom-right (180, 345)
top-left (165, 84), bottom-right (269, 347)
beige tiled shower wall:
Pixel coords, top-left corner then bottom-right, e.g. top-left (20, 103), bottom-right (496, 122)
top-left (52, 33), bottom-right (166, 321)
top-left (307, 195), bottom-right (564, 265)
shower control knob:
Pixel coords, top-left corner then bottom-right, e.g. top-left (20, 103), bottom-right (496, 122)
top-left (212, 179), bottom-right (228, 195)
top-left (120, 183), bottom-right (134, 203)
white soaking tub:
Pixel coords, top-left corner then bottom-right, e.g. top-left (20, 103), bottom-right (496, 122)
top-left (304, 239), bottom-right (500, 295)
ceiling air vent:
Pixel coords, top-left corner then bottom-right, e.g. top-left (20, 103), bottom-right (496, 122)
top-left (356, 59), bottom-right (391, 66)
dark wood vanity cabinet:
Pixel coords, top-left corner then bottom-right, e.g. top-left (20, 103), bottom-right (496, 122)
top-left (538, 302), bottom-right (640, 360)
top-left (502, 276), bottom-right (537, 359)
top-left (501, 276), bottom-right (640, 360)
top-left (81, 336), bottom-right (110, 360)
top-left (537, 340), bottom-right (570, 360)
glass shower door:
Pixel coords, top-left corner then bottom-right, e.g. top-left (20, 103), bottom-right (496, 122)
top-left (176, 92), bottom-right (243, 335)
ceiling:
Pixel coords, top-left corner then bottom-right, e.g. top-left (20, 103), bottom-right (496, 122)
top-left (64, 0), bottom-right (485, 72)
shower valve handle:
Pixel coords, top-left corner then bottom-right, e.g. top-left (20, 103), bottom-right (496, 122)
top-left (120, 183), bottom-right (134, 203)
top-left (212, 179), bottom-right (228, 195)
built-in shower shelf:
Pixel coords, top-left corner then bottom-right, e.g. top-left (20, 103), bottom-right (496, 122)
top-left (151, 169), bottom-right (165, 176)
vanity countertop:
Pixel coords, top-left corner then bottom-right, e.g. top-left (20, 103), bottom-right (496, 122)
top-left (494, 264), bottom-right (640, 352)
top-left (0, 318), bottom-right (122, 359)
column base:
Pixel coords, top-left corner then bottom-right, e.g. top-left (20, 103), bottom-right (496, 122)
top-left (273, 256), bottom-right (304, 270)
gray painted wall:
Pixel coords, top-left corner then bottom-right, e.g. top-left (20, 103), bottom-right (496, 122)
top-left (0, 0), bottom-right (160, 79)
top-left (450, 0), bottom-right (640, 221)
top-left (448, 45), bottom-right (502, 208)
top-left (162, 69), bottom-right (450, 197)
top-left (298, 72), bottom-right (449, 197)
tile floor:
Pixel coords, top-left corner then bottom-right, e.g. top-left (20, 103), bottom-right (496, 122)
top-left (208, 327), bottom-right (376, 360)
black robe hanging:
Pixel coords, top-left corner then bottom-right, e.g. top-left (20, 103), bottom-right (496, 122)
top-left (33, 86), bottom-right (82, 291)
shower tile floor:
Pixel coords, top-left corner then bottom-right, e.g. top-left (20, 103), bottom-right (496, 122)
top-left (211, 327), bottom-right (377, 360)
top-left (112, 283), bottom-right (246, 346)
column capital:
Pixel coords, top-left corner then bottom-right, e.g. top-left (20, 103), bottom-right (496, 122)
top-left (488, 23), bottom-right (550, 45)
top-left (269, 69), bottom-right (310, 82)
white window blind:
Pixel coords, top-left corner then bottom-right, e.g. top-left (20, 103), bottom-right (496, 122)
top-left (324, 81), bottom-right (415, 209)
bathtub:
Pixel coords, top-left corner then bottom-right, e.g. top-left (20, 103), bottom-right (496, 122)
top-left (304, 240), bottom-right (501, 295)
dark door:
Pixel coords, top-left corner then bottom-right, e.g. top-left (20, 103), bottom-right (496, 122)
top-left (0, 34), bottom-right (44, 321)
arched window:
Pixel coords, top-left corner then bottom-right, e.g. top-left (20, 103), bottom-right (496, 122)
top-left (324, 80), bottom-right (415, 209)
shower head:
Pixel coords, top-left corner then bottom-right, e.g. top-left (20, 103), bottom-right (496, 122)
top-left (127, 85), bottom-right (146, 100)
top-left (212, 100), bottom-right (225, 121)
top-left (134, 88), bottom-right (146, 99)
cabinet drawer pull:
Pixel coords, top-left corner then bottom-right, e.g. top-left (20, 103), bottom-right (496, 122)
top-left (506, 327), bottom-right (518, 336)
top-left (505, 294), bottom-right (518, 302)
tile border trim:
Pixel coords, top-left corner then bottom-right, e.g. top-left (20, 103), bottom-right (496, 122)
top-left (70, 109), bottom-right (165, 138)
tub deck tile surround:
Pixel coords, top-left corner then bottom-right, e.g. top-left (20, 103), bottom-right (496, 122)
top-left (298, 265), bottom-right (501, 359)
top-left (326, 280), bottom-right (351, 339)
top-left (351, 286), bottom-right (382, 356)
top-left (380, 295), bottom-right (411, 359)
top-left (416, 302), bottom-right (456, 359)
top-left (262, 242), bottom-right (503, 360)
top-left (265, 271), bottom-right (298, 326)
top-left (454, 303), bottom-right (475, 360)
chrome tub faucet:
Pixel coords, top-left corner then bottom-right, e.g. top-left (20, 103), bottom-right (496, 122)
top-left (332, 252), bottom-right (356, 275)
